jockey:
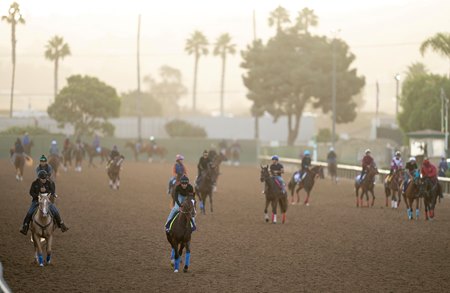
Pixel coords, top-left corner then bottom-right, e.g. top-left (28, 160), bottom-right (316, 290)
top-left (218, 139), bottom-right (228, 156)
top-left (22, 132), bottom-right (30, 146)
top-left (92, 134), bottom-right (101, 153)
top-left (269, 155), bottom-right (286, 193)
top-left (49, 140), bottom-right (59, 158)
top-left (327, 147), bottom-right (337, 164)
top-left (390, 151), bottom-right (403, 174)
top-left (165, 175), bottom-right (196, 232)
top-left (107, 145), bottom-right (121, 167)
top-left (168, 154), bottom-right (187, 194)
top-left (438, 156), bottom-right (448, 177)
top-left (135, 137), bottom-right (142, 152)
top-left (196, 150), bottom-right (211, 186)
top-left (403, 156), bottom-right (419, 194)
top-left (19, 170), bottom-right (69, 235)
top-left (360, 149), bottom-right (374, 182)
top-left (149, 136), bottom-right (157, 150)
top-left (14, 137), bottom-right (24, 155)
top-left (35, 155), bottom-right (53, 178)
top-left (299, 150), bottom-right (312, 181)
top-left (421, 158), bottom-right (437, 181)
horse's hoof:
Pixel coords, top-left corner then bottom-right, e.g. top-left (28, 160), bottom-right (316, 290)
top-left (183, 266), bottom-right (189, 273)
top-left (305, 203), bottom-right (310, 207)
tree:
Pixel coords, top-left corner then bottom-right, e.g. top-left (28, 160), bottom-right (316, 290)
top-left (420, 33), bottom-right (450, 77)
top-left (404, 62), bottom-right (428, 81)
top-left (241, 30), bottom-right (364, 145)
top-left (44, 35), bottom-right (71, 99)
top-left (185, 31), bottom-right (209, 112)
top-left (398, 73), bottom-right (450, 133)
top-left (165, 119), bottom-right (207, 138)
top-left (47, 75), bottom-right (121, 137)
top-left (268, 5), bottom-right (290, 32)
top-left (295, 7), bottom-right (318, 34)
top-left (120, 90), bottom-right (162, 117)
top-left (213, 33), bottom-right (236, 116)
top-left (2, 2), bottom-right (25, 118)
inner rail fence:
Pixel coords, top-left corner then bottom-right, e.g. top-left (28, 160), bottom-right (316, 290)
top-left (259, 155), bottom-right (450, 195)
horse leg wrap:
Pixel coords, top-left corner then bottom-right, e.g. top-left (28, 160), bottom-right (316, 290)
top-left (282, 213), bottom-right (286, 224)
top-left (170, 249), bottom-right (175, 260)
top-left (185, 252), bottom-right (191, 267)
top-left (407, 209), bottom-right (412, 220)
top-left (38, 254), bottom-right (44, 266)
top-left (415, 209), bottom-right (420, 219)
top-left (174, 257), bottom-right (181, 271)
top-left (46, 253), bottom-right (52, 263)
top-left (272, 214), bottom-right (277, 223)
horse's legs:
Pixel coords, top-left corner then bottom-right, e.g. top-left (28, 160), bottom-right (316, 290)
top-left (296, 185), bottom-right (302, 204)
top-left (304, 191), bottom-right (310, 206)
top-left (370, 188), bottom-right (375, 207)
top-left (355, 186), bottom-right (360, 207)
top-left (32, 234), bottom-right (44, 266)
top-left (209, 192), bottom-right (213, 213)
top-left (46, 235), bottom-right (53, 264)
top-left (264, 199), bottom-right (270, 222)
top-left (173, 242), bottom-right (181, 272)
top-left (271, 199), bottom-right (278, 223)
top-left (183, 242), bottom-right (191, 273)
top-left (415, 197), bottom-right (420, 220)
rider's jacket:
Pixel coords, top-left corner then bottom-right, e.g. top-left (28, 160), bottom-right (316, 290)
top-left (362, 155), bottom-right (374, 169)
top-left (301, 156), bottom-right (311, 170)
top-left (197, 157), bottom-right (211, 173)
top-left (29, 178), bottom-right (55, 201)
top-left (270, 163), bottom-right (284, 176)
top-left (173, 184), bottom-right (194, 206)
top-left (405, 161), bottom-right (418, 175)
top-left (173, 162), bottom-right (187, 179)
top-left (14, 141), bottom-right (24, 154)
top-left (391, 157), bottom-right (403, 171)
top-left (421, 162), bottom-right (437, 179)
top-left (109, 150), bottom-right (120, 160)
top-left (49, 146), bottom-right (59, 156)
top-left (35, 164), bottom-right (53, 178)
top-left (327, 151), bottom-right (337, 163)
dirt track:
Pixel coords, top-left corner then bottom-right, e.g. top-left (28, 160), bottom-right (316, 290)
top-left (1, 160), bottom-right (450, 293)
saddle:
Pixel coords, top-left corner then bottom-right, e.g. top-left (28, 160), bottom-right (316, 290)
top-left (165, 212), bottom-right (195, 233)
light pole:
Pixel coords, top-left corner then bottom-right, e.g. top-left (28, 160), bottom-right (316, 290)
top-left (330, 30), bottom-right (340, 149)
top-left (395, 73), bottom-right (400, 120)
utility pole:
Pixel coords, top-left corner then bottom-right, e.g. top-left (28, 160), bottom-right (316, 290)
top-left (331, 38), bottom-right (337, 149)
top-left (442, 88), bottom-right (449, 156)
top-left (253, 10), bottom-right (259, 140)
top-left (136, 15), bottom-right (142, 140)
top-left (395, 74), bottom-right (400, 120)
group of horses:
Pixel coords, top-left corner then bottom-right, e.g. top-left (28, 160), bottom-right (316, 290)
top-left (260, 164), bottom-right (324, 224)
top-left (125, 141), bottom-right (167, 163)
top-left (354, 164), bottom-right (441, 221)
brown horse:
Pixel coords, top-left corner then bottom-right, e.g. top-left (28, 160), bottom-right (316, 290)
top-left (107, 155), bottom-right (124, 190)
top-left (73, 143), bottom-right (85, 172)
top-left (260, 165), bottom-right (288, 224)
top-left (9, 151), bottom-right (26, 181)
top-left (328, 161), bottom-right (338, 184)
top-left (195, 166), bottom-right (216, 214)
top-left (84, 143), bottom-right (110, 167)
top-left (384, 169), bottom-right (403, 208)
top-left (288, 166), bottom-right (324, 206)
top-left (30, 193), bottom-right (56, 266)
top-left (166, 197), bottom-right (195, 273)
top-left (403, 176), bottom-right (421, 220)
top-left (62, 143), bottom-right (73, 171)
top-left (125, 141), bottom-right (167, 162)
top-left (418, 178), bottom-right (440, 220)
top-left (355, 164), bottom-right (379, 207)
top-left (48, 155), bottom-right (61, 181)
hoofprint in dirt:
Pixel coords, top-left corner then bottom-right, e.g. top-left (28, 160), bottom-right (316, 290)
top-left (1, 160), bottom-right (449, 292)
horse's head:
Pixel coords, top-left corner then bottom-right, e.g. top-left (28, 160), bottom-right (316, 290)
top-left (311, 166), bottom-right (324, 179)
top-left (38, 193), bottom-right (51, 217)
top-left (367, 164), bottom-right (379, 176)
top-left (260, 165), bottom-right (270, 182)
top-left (180, 197), bottom-right (196, 219)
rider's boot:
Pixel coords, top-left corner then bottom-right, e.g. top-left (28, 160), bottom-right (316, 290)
top-left (19, 223), bottom-right (29, 235)
top-left (53, 212), bottom-right (69, 232)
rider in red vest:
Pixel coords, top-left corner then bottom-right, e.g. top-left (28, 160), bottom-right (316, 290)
top-left (421, 159), bottom-right (437, 182)
top-left (360, 149), bottom-right (374, 181)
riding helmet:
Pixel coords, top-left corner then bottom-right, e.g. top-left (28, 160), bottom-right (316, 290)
top-left (395, 151), bottom-right (401, 157)
top-left (180, 175), bottom-right (189, 184)
top-left (271, 155), bottom-right (279, 161)
top-left (38, 170), bottom-right (48, 179)
top-left (176, 154), bottom-right (184, 161)
top-left (40, 155), bottom-right (47, 162)
top-left (51, 140), bottom-right (57, 145)
top-left (365, 149), bottom-right (371, 154)
top-left (409, 156), bottom-right (416, 162)
top-left (304, 150), bottom-right (311, 156)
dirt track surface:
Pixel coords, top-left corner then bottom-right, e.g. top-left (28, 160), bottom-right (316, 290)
top-left (1, 160), bottom-right (450, 293)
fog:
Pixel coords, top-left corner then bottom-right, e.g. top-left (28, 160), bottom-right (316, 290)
top-left (0, 0), bottom-right (448, 115)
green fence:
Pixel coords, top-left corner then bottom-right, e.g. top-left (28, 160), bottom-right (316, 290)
top-left (1, 135), bottom-right (258, 164)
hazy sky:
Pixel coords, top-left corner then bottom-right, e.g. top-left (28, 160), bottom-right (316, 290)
top-left (0, 0), bottom-right (449, 115)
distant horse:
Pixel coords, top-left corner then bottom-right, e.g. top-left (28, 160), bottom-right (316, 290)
top-left (209, 150), bottom-right (226, 189)
top-left (84, 143), bottom-right (110, 167)
top-left (166, 197), bottom-right (196, 273)
top-left (402, 176), bottom-right (421, 220)
top-left (9, 151), bottom-right (26, 181)
top-left (260, 165), bottom-right (288, 224)
top-left (23, 140), bottom-right (34, 156)
top-left (30, 193), bottom-right (56, 266)
top-left (107, 155), bottom-right (124, 190)
top-left (48, 155), bottom-right (61, 181)
top-left (73, 143), bottom-right (85, 172)
top-left (195, 166), bottom-right (216, 214)
top-left (384, 169), bottom-right (403, 208)
top-left (354, 164), bottom-right (378, 207)
top-left (226, 145), bottom-right (241, 166)
top-left (148, 144), bottom-right (168, 163)
top-left (62, 143), bottom-right (73, 171)
top-left (328, 161), bottom-right (337, 184)
top-left (418, 178), bottom-right (439, 220)
top-left (288, 166), bottom-right (324, 206)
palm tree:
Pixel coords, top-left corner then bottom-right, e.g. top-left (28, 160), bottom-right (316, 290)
top-left (268, 6), bottom-right (290, 33)
top-left (295, 7), bottom-right (318, 34)
top-left (44, 35), bottom-right (71, 99)
top-left (420, 32), bottom-right (450, 77)
top-left (2, 2), bottom-right (25, 118)
top-left (185, 31), bottom-right (209, 112)
top-left (213, 33), bottom-right (236, 116)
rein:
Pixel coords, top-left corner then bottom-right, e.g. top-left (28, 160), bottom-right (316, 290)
top-left (33, 213), bottom-right (52, 236)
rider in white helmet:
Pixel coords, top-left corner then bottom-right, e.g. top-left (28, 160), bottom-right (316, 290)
top-left (388, 151), bottom-right (403, 182)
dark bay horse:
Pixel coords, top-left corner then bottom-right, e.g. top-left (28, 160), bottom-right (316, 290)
top-left (62, 143), bottom-right (73, 171)
top-left (166, 197), bottom-right (196, 273)
top-left (403, 176), bottom-right (421, 220)
top-left (384, 169), bottom-right (403, 208)
top-left (30, 193), bottom-right (56, 266)
top-left (84, 143), bottom-right (110, 167)
top-left (195, 166), bottom-right (216, 214)
top-left (107, 155), bottom-right (124, 190)
top-left (10, 152), bottom-right (25, 181)
top-left (355, 164), bottom-right (378, 207)
top-left (73, 143), bottom-right (85, 172)
top-left (418, 178), bottom-right (440, 220)
top-left (260, 165), bottom-right (288, 224)
top-left (48, 155), bottom-right (61, 181)
top-left (288, 166), bottom-right (324, 206)
top-left (328, 161), bottom-right (337, 184)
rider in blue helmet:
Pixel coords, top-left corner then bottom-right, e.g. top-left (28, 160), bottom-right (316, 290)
top-left (269, 155), bottom-right (286, 193)
top-left (298, 150), bottom-right (312, 181)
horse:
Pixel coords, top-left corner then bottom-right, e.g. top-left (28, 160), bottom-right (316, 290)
top-left (10, 151), bottom-right (25, 181)
top-left (354, 164), bottom-right (379, 207)
top-left (288, 166), bottom-right (324, 206)
top-left (62, 143), bottom-right (73, 171)
top-left (384, 169), bottom-right (403, 208)
top-left (30, 193), bottom-right (56, 266)
top-left (328, 161), bottom-right (338, 184)
top-left (166, 197), bottom-right (196, 273)
top-left (84, 143), bottom-right (110, 167)
top-left (23, 139), bottom-right (33, 156)
top-left (73, 143), bottom-right (85, 172)
top-left (195, 166), bottom-right (216, 214)
top-left (148, 144), bottom-right (168, 163)
top-left (260, 165), bottom-right (288, 224)
top-left (418, 177), bottom-right (440, 220)
top-left (226, 145), bottom-right (241, 166)
top-left (107, 155), bottom-right (124, 190)
top-left (402, 176), bottom-right (421, 220)
top-left (209, 150), bottom-right (226, 190)
top-left (48, 155), bottom-right (61, 181)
